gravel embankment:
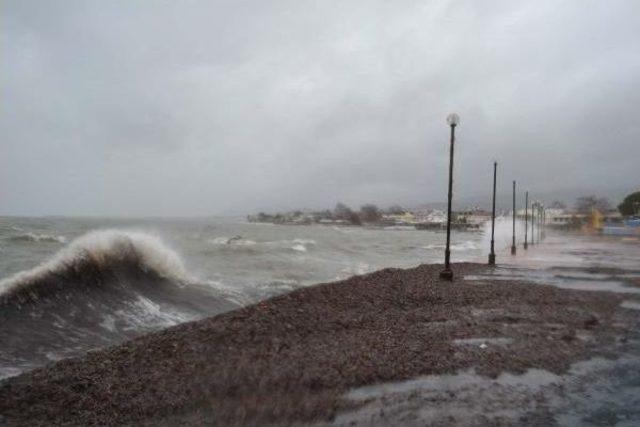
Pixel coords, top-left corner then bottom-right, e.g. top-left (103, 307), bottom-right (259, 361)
top-left (0, 263), bottom-right (630, 426)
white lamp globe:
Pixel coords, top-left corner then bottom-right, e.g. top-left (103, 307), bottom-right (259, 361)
top-left (446, 113), bottom-right (460, 126)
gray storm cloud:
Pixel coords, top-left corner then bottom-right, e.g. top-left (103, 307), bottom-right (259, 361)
top-left (1, 0), bottom-right (639, 216)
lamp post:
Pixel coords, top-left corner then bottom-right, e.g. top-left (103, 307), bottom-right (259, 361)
top-left (540, 205), bottom-right (547, 240)
top-left (531, 201), bottom-right (535, 246)
top-left (536, 205), bottom-right (540, 242)
top-left (488, 161), bottom-right (497, 265)
top-left (524, 191), bottom-right (529, 249)
top-left (511, 181), bottom-right (516, 255)
top-left (440, 113), bottom-right (459, 281)
top-left (539, 204), bottom-right (544, 241)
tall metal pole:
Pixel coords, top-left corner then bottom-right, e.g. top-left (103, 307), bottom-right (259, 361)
top-left (538, 205), bottom-right (544, 242)
top-left (531, 202), bottom-right (535, 245)
top-left (538, 205), bottom-right (543, 242)
top-left (488, 162), bottom-right (497, 265)
top-left (511, 181), bottom-right (516, 255)
top-left (440, 121), bottom-right (456, 280)
top-left (524, 191), bottom-right (529, 249)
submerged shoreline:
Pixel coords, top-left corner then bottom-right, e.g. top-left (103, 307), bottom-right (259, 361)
top-left (0, 262), bottom-right (637, 425)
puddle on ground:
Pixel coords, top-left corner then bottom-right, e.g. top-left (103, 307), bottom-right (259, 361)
top-left (552, 280), bottom-right (640, 294)
top-left (345, 368), bottom-right (560, 401)
top-left (621, 301), bottom-right (640, 311)
top-left (553, 272), bottom-right (612, 280)
top-left (332, 368), bottom-right (561, 426)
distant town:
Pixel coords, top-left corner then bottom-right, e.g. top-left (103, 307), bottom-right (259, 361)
top-left (248, 193), bottom-right (640, 234)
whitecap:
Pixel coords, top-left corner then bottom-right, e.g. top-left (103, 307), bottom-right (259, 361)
top-left (293, 238), bottom-right (316, 245)
top-left (10, 232), bottom-right (67, 244)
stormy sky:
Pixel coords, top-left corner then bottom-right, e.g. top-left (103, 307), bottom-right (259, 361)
top-left (1, 0), bottom-right (639, 216)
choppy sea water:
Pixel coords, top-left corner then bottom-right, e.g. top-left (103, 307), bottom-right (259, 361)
top-left (1, 215), bottom-right (639, 385)
top-left (1, 216), bottom-right (486, 379)
top-left (0, 216), bottom-right (485, 298)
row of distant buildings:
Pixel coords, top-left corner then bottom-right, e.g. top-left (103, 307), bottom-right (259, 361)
top-left (385, 206), bottom-right (635, 233)
top-left (249, 205), bottom-right (638, 235)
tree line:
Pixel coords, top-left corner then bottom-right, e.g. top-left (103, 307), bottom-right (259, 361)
top-left (248, 203), bottom-right (407, 225)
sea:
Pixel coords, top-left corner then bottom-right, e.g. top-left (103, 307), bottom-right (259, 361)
top-left (1, 215), bottom-right (639, 385)
top-left (0, 216), bottom-right (486, 379)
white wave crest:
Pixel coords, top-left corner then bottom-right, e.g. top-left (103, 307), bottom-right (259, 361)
top-left (10, 232), bottom-right (67, 243)
top-left (115, 295), bottom-right (193, 331)
top-left (208, 236), bottom-right (257, 246)
top-left (335, 262), bottom-right (371, 280)
top-left (293, 238), bottom-right (316, 245)
top-left (207, 237), bottom-right (314, 253)
top-left (202, 280), bottom-right (251, 306)
top-left (452, 241), bottom-right (480, 251)
top-left (0, 230), bottom-right (190, 296)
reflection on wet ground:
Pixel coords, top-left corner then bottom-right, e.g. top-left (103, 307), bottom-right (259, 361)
top-left (466, 266), bottom-right (640, 294)
top-left (468, 233), bottom-right (640, 294)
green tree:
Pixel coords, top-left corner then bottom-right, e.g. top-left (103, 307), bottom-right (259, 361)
top-left (359, 204), bottom-right (382, 222)
top-left (333, 203), bottom-right (353, 220)
top-left (618, 191), bottom-right (640, 216)
top-left (386, 205), bottom-right (405, 215)
top-left (348, 211), bottom-right (362, 226)
top-left (575, 195), bottom-right (611, 214)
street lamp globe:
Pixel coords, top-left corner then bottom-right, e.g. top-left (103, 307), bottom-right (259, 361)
top-left (446, 113), bottom-right (460, 127)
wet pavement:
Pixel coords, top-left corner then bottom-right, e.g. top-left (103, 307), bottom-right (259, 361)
top-left (328, 233), bottom-right (640, 426)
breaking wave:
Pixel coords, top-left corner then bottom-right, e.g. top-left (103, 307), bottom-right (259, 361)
top-left (0, 230), bottom-right (190, 303)
top-left (0, 230), bottom-right (239, 379)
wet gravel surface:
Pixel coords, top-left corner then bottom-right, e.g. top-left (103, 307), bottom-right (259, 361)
top-left (0, 262), bottom-right (632, 426)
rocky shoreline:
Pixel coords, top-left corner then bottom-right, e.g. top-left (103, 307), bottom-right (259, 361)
top-left (0, 262), bottom-right (635, 426)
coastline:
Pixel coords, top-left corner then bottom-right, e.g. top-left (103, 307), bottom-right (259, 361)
top-left (0, 262), bottom-right (636, 426)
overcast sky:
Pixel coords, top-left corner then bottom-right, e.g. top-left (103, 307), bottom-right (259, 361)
top-left (1, 0), bottom-right (639, 216)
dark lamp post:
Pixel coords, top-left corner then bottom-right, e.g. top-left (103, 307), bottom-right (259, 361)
top-left (539, 204), bottom-right (544, 242)
top-left (440, 113), bottom-right (459, 281)
top-left (524, 191), bottom-right (529, 249)
top-left (511, 181), bottom-right (516, 255)
top-left (531, 201), bottom-right (536, 246)
top-left (488, 161), bottom-right (497, 265)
